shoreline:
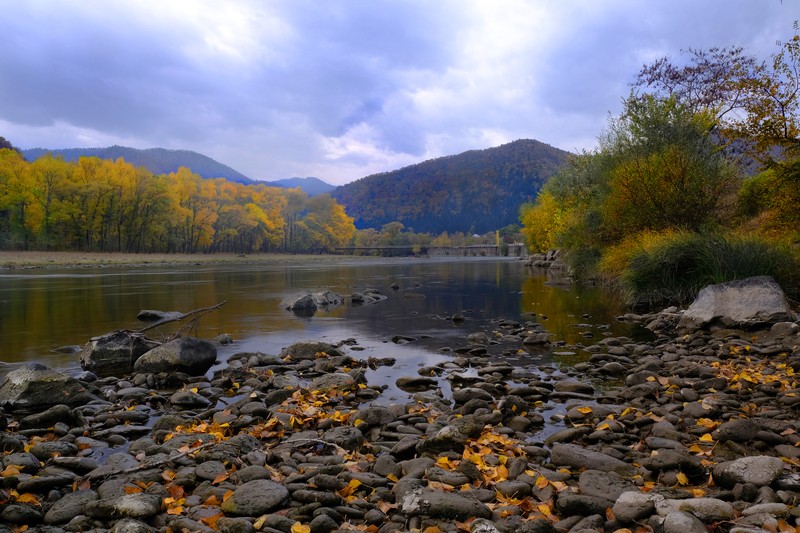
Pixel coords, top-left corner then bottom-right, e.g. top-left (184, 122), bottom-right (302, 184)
top-left (0, 251), bottom-right (385, 270)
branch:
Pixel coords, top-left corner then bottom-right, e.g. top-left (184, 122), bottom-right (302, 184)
top-left (137, 301), bottom-right (227, 334)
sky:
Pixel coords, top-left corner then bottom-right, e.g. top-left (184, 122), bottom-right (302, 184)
top-left (0, 1), bottom-right (795, 185)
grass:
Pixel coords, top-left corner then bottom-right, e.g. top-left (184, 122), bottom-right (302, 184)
top-left (598, 230), bottom-right (800, 309)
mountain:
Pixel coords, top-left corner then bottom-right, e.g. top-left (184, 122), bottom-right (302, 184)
top-left (331, 139), bottom-right (570, 234)
top-left (264, 176), bottom-right (336, 196)
top-left (22, 145), bottom-right (254, 184)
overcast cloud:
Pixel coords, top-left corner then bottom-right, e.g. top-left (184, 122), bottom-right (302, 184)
top-left (0, 1), bottom-right (794, 184)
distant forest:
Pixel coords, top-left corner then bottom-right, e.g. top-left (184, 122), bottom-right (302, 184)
top-left (0, 148), bottom-right (354, 254)
top-left (331, 139), bottom-right (569, 234)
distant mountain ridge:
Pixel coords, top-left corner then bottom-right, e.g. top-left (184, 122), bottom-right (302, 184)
top-left (264, 177), bottom-right (336, 196)
top-left (331, 139), bottom-right (570, 234)
top-left (22, 145), bottom-right (255, 184)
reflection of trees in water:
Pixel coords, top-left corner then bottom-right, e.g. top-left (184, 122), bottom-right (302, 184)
top-left (519, 273), bottom-right (638, 346)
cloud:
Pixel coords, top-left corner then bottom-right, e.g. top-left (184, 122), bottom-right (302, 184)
top-left (0, 0), bottom-right (795, 184)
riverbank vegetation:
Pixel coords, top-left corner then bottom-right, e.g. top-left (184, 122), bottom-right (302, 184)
top-left (0, 153), bottom-right (355, 254)
top-left (521, 22), bottom-right (800, 308)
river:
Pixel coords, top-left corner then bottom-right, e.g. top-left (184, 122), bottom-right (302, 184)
top-left (0, 257), bottom-right (643, 397)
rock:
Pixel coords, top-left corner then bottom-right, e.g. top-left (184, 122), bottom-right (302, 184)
top-left (713, 418), bottom-right (760, 443)
top-left (283, 290), bottom-right (344, 313)
top-left (0, 364), bottom-right (98, 411)
top-left (80, 330), bottom-right (160, 377)
top-left (578, 470), bottom-right (635, 501)
top-left (396, 376), bottom-right (438, 392)
top-left (554, 493), bottom-right (613, 516)
top-left (134, 336), bottom-right (217, 375)
top-left (136, 309), bottom-right (183, 322)
top-left (678, 276), bottom-right (796, 330)
top-left (550, 443), bottom-right (635, 475)
top-left (399, 486), bottom-right (491, 520)
top-left (43, 489), bottom-right (98, 524)
top-left (713, 456), bottom-right (785, 487)
top-left (351, 289), bottom-right (387, 304)
top-left (322, 426), bottom-right (365, 451)
top-left (612, 491), bottom-right (656, 523)
top-left (662, 510), bottom-right (707, 533)
top-left (109, 518), bottom-right (156, 533)
top-left (85, 493), bottom-right (163, 520)
top-left (672, 498), bottom-right (736, 522)
top-left (310, 372), bottom-right (356, 391)
top-left (18, 403), bottom-right (79, 430)
top-left (279, 341), bottom-right (343, 361)
top-left (220, 479), bottom-right (290, 516)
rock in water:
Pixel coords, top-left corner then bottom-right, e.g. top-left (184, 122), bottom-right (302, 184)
top-left (133, 337), bottom-right (217, 375)
top-left (80, 330), bottom-right (160, 377)
top-left (678, 276), bottom-right (796, 330)
top-left (0, 364), bottom-right (98, 411)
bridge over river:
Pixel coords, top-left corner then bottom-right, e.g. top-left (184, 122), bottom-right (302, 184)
top-left (333, 244), bottom-right (526, 257)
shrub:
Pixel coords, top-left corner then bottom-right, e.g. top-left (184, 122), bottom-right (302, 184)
top-left (600, 230), bottom-right (800, 309)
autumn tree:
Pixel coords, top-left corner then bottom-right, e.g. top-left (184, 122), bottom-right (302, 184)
top-left (632, 22), bottom-right (800, 163)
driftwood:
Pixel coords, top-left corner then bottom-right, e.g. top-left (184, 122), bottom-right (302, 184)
top-left (137, 301), bottom-right (227, 338)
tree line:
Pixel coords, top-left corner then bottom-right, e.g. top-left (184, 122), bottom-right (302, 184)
top-left (520, 22), bottom-right (800, 306)
top-left (0, 150), bottom-right (355, 254)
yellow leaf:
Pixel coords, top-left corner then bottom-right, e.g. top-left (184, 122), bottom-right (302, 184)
top-left (577, 406), bottom-right (593, 414)
top-left (690, 488), bottom-right (706, 497)
top-left (423, 527), bottom-right (443, 533)
top-left (535, 476), bottom-right (549, 489)
top-left (698, 433), bottom-right (715, 443)
top-left (212, 473), bottom-right (229, 485)
top-left (253, 515), bottom-right (268, 530)
top-left (1, 465), bottom-right (22, 477)
top-left (386, 473), bottom-right (399, 482)
top-left (291, 523), bottom-right (311, 533)
top-left (675, 472), bottom-right (689, 485)
top-left (166, 506), bottom-right (183, 515)
top-left (15, 493), bottom-right (40, 506)
top-left (537, 503), bottom-right (553, 516)
top-left (596, 422), bottom-right (611, 431)
top-left (124, 486), bottom-right (142, 494)
top-left (337, 479), bottom-right (362, 498)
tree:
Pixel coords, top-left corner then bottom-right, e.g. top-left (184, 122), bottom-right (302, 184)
top-left (632, 22), bottom-right (800, 164)
top-left (520, 96), bottom-right (737, 261)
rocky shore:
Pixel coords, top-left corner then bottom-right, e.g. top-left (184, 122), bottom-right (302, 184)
top-left (1, 279), bottom-right (800, 533)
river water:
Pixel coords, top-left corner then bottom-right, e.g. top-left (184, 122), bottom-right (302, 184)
top-left (0, 257), bottom-right (643, 399)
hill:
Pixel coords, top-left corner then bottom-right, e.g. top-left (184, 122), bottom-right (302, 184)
top-left (22, 145), bottom-right (254, 184)
top-left (331, 139), bottom-right (570, 234)
top-left (265, 177), bottom-right (335, 196)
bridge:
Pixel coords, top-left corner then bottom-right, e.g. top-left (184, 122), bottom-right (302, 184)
top-left (333, 244), bottom-right (526, 257)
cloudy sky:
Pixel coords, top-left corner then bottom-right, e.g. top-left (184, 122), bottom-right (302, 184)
top-left (0, 1), bottom-right (795, 185)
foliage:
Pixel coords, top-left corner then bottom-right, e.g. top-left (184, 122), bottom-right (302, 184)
top-left (599, 230), bottom-right (800, 308)
top-left (521, 96), bottom-right (737, 269)
top-left (632, 21), bottom-right (800, 164)
top-left (0, 151), bottom-right (354, 254)
top-left (737, 161), bottom-right (800, 241)
top-left (332, 139), bottom-right (568, 234)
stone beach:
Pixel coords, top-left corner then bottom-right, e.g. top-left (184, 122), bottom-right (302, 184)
top-left (1, 278), bottom-right (800, 533)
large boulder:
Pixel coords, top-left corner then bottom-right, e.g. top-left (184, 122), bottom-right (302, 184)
top-left (678, 276), bottom-right (796, 330)
top-left (133, 337), bottom-right (217, 375)
top-left (80, 330), bottom-right (160, 378)
top-left (0, 364), bottom-right (99, 412)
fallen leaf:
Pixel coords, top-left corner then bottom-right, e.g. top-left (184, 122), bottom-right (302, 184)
top-left (291, 523), bottom-right (311, 533)
top-left (675, 472), bottom-right (689, 485)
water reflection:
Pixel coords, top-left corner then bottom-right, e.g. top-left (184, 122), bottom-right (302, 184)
top-left (0, 258), bottom-right (642, 375)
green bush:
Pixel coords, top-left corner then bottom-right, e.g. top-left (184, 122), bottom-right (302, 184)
top-left (601, 231), bottom-right (800, 309)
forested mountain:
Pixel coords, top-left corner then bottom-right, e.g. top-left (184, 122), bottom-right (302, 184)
top-left (22, 146), bottom-right (254, 184)
top-left (265, 177), bottom-right (335, 196)
top-left (331, 139), bottom-right (570, 234)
